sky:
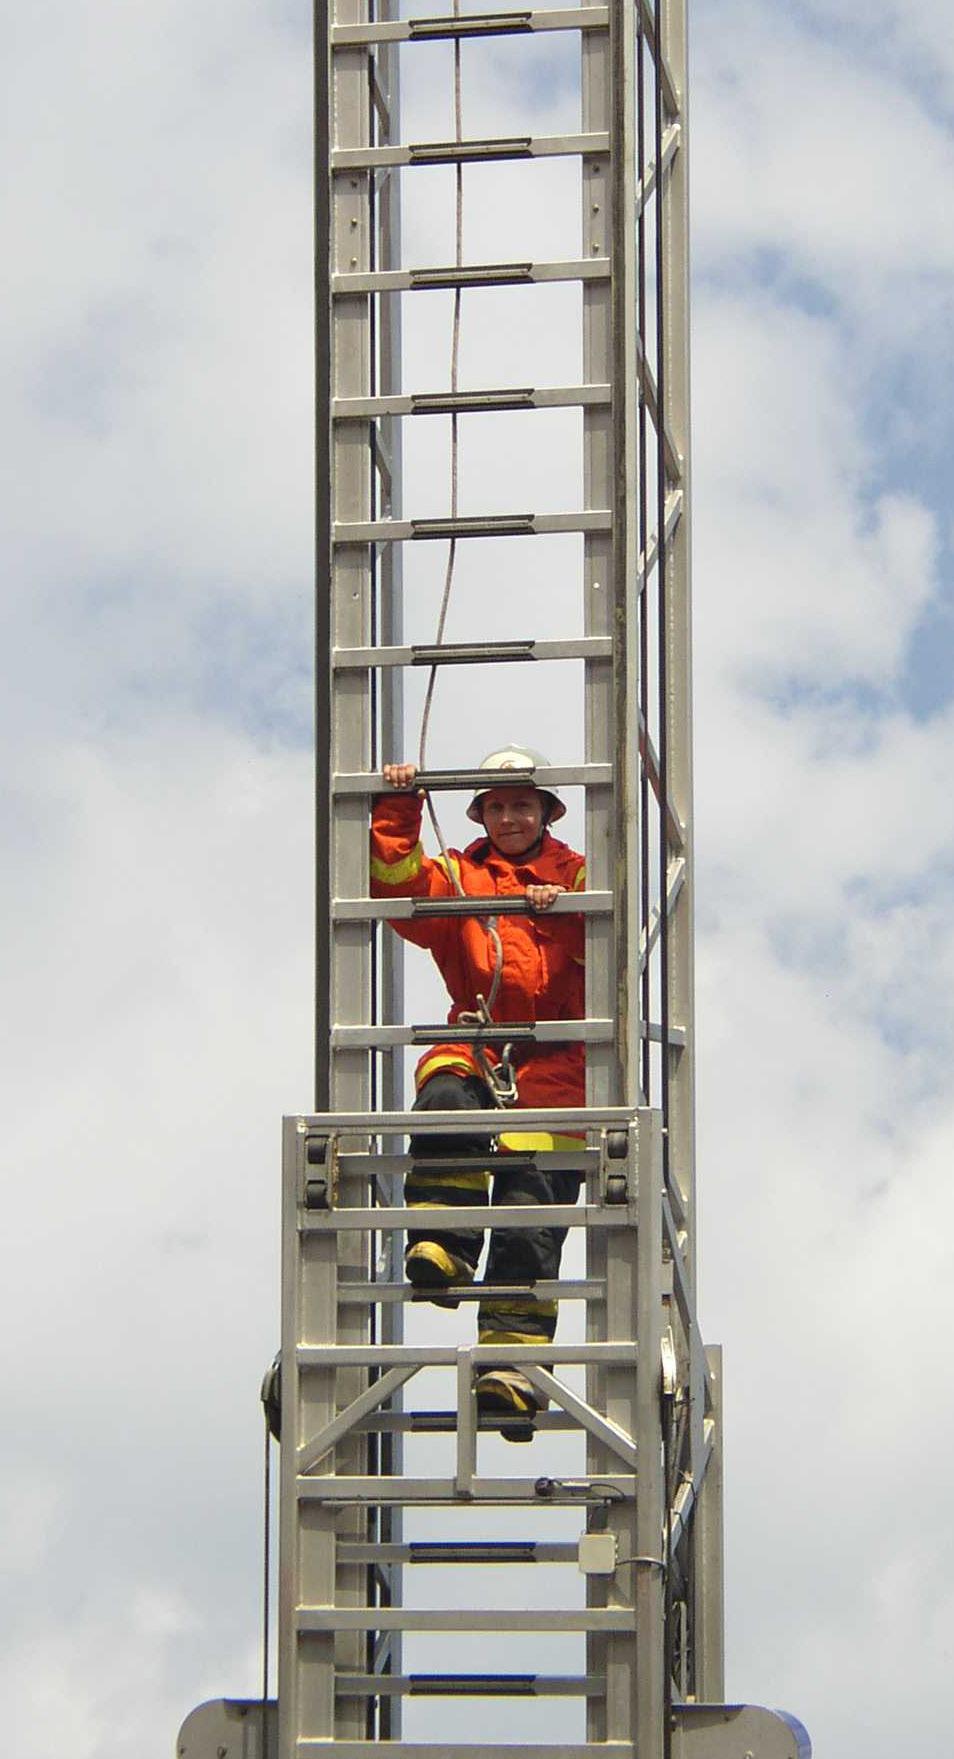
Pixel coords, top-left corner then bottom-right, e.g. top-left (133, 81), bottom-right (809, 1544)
top-left (3, 0), bottom-right (953, 1754)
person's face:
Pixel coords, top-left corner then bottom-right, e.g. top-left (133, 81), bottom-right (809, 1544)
top-left (481, 787), bottom-right (546, 857)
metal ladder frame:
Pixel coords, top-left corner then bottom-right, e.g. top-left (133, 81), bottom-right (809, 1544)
top-left (176, 3), bottom-right (814, 1756)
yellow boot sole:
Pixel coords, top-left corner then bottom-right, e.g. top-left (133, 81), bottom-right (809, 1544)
top-left (405, 1241), bottom-right (474, 1308)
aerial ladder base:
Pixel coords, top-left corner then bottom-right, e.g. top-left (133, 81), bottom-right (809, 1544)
top-left (177, 1698), bottom-right (812, 1759)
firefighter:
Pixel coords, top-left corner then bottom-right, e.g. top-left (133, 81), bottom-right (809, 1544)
top-left (370, 748), bottom-right (585, 1429)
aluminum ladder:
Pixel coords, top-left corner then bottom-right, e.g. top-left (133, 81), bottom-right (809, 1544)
top-left (177, 1), bottom-right (810, 1755)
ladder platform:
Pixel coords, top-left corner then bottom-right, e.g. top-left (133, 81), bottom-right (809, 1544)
top-left (177, 1705), bottom-right (811, 1759)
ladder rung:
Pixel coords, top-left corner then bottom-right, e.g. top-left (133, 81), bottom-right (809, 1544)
top-left (408, 1022), bottom-right (537, 1044)
top-left (408, 9), bottom-right (534, 36)
top-left (331, 1020), bottom-right (613, 1049)
top-left (335, 385), bottom-right (611, 418)
top-left (330, 1020), bottom-right (679, 1052)
top-left (335, 258), bottom-right (610, 294)
top-left (338, 1540), bottom-right (578, 1563)
top-left (413, 513), bottom-right (534, 539)
top-left (332, 636), bottom-right (613, 667)
top-left (336, 1673), bottom-right (601, 1697)
top-left (303, 1204), bottom-right (633, 1232)
top-left (397, 1153), bottom-right (543, 1172)
top-left (413, 261), bottom-right (532, 289)
top-left (332, 7), bottom-right (609, 44)
top-left (299, 1341), bottom-right (636, 1367)
top-left (299, 1608), bottom-right (636, 1633)
top-left (297, 1473), bottom-right (635, 1505)
top-left (333, 132), bottom-right (608, 170)
top-left (323, 1150), bottom-right (596, 1173)
top-left (336, 762), bottom-right (613, 794)
top-left (412, 635), bottom-right (535, 660)
top-left (337, 1278), bottom-right (604, 1304)
top-left (355, 1410), bottom-right (581, 1434)
top-left (291, 1105), bottom-right (635, 1132)
top-left (333, 892), bottom-right (612, 921)
top-left (334, 510), bottom-right (611, 542)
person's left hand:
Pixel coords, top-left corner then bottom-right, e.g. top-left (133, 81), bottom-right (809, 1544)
top-left (525, 883), bottom-right (565, 912)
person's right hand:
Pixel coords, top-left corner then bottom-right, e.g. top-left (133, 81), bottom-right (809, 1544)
top-left (382, 761), bottom-right (418, 789)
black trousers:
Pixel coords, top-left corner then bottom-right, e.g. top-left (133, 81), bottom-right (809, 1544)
top-left (407, 1070), bottom-right (581, 1344)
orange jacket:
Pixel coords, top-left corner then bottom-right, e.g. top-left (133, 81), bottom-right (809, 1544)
top-left (370, 791), bottom-right (586, 1118)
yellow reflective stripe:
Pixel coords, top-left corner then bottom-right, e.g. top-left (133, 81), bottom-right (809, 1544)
top-left (370, 842), bottom-right (424, 886)
top-left (477, 1329), bottom-right (551, 1346)
top-left (433, 851), bottom-right (462, 887)
top-left (482, 1299), bottom-right (558, 1320)
top-left (406, 1169), bottom-right (490, 1192)
top-left (415, 1048), bottom-right (478, 1087)
top-left (498, 1130), bottom-right (585, 1153)
top-left (572, 863), bottom-right (586, 891)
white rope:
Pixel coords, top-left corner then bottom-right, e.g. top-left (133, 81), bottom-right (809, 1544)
top-left (417, 15), bottom-right (463, 775)
top-left (410, 9), bottom-right (510, 1103)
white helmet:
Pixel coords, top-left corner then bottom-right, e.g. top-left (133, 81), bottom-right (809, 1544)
top-left (466, 745), bottom-right (566, 824)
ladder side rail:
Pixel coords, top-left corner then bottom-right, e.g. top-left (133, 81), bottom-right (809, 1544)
top-left (371, 11), bottom-right (405, 1736)
top-left (582, 5), bottom-right (616, 1117)
top-left (654, 0), bottom-right (722, 1702)
top-left (693, 1346), bottom-right (725, 1699)
top-left (583, 7), bottom-right (644, 1750)
top-left (285, 0), bottom-right (378, 1749)
top-left (280, 0), bottom-right (337, 1746)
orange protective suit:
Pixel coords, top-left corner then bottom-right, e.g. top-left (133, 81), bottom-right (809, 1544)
top-left (370, 789), bottom-right (586, 1119)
